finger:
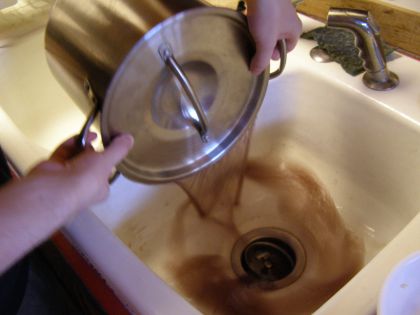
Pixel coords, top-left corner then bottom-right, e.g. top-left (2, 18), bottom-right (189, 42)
top-left (50, 136), bottom-right (79, 162)
top-left (100, 134), bottom-right (134, 170)
top-left (286, 36), bottom-right (299, 52)
top-left (29, 160), bottom-right (63, 174)
top-left (85, 132), bottom-right (98, 143)
top-left (286, 20), bottom-right (303, 52)
top-left (250, 40), bottom-right (276, 75)
top-left (50, 132), bottom-right (98, 162)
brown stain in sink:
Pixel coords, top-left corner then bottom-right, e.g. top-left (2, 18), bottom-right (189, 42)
top-left (166, 158), bottom-right (365, 315)
top-left (116, 123), bottom-right (365, 314)
top-left (170, 255), bottom-right (267, 315)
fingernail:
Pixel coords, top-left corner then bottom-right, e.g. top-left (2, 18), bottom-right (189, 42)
top-left (251, 67), bottom-right (262, 75)
top-left (86, 133), bottom-right (98, 143)
top-left (250, 61), bottom-right (263, 75)
top-left (249, 65), bottom-right (259, 75)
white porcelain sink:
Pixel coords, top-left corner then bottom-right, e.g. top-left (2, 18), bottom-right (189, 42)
top-left (1, 15), bottom-right (419, 315)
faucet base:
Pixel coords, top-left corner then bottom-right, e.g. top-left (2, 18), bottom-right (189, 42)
top-left (363, 70), bottom-right (399, 91)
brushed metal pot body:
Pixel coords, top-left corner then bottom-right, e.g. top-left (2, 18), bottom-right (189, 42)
top-left (45, 0), bottom-right (204, 114)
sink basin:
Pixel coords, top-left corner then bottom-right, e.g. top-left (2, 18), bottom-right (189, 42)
top-left (95, 40), bottom-right (420, 314)
top-left (1, 15), bottom-right (419, 315)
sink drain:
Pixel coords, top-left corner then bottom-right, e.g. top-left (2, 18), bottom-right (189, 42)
top-left (231, 228), bottom-right (306, 290)
top-left (241, 237), bottom-right (296, 282)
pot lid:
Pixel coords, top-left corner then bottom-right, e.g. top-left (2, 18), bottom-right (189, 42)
top-left (101, 7), bottom-right (269, 183)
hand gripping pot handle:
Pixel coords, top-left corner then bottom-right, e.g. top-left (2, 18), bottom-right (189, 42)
top-left (77, 79), bottom-right (120, 183)
top-left (236, 0), bottom-right (287, 79)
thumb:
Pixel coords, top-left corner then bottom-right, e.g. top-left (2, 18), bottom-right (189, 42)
top-left (101, 134), bottom-right (134, 169)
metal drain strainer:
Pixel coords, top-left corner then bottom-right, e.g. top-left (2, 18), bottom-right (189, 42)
top-left (231, 227), bottom-right (306, 290)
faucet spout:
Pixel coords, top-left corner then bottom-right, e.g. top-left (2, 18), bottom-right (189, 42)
top-left (327, 8), bottom-right (399, 91)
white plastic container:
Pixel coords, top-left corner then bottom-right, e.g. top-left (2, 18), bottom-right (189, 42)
top-left (378, 251), bottom-right (420, 315)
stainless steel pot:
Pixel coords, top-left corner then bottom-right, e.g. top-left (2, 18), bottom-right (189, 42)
top-left (45, 0), bottom-right (286, 183)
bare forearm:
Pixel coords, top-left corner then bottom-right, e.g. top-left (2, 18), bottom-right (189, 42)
top-left (0, 176), bottom-right (78, 273)
top-left (0, 133), bottom-right (132, 274)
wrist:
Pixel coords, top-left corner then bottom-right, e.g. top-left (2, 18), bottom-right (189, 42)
top-left (24, 172), bottom-right (86, 221)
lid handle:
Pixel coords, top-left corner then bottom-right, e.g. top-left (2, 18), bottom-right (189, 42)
top-left (158, 43), bottom-right (209, 143)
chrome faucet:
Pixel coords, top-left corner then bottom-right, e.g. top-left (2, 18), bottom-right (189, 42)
top-left (327, 8), bottom-right (399, 91)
